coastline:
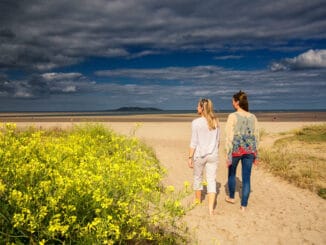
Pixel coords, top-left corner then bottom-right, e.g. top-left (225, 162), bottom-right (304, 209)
top-left (0, 111), bottom-right (326, 122)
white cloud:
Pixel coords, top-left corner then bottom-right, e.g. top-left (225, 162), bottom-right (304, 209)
top-left (214, 55), bottom-right (243, 60)
top-left (14, 91), bottom-right (33, 98)
top-left (270, 62), bottom-right (289, 72)
top-left (93, 65), bottom-right (326, 109)
top-left (129, 50), bottom-right (163, 59)
top-left (42, 72), bottom-right (83, 80)
top-left (194, 90), bottom-right (213, 96)
top-left (102, 48), bottom-right (129, 57)
top-left (271, 49), bottom-right (326, 71)
top-left (289, 49), bottom-right (326, 69)
top-left (1, 65), bottom-right (325, 110)
top-left (62, 85), bottom-right (76, 92)
top-left (96, 66), bottom-right (226, 82)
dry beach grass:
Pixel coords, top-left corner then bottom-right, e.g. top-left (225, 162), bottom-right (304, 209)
top-left (2, 112), bottom-right (326, 244)
top-left (259, 124), bottom-right (326, 199)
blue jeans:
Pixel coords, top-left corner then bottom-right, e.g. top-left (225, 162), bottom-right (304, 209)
top-left (228, 154), bottom-right (254, 207)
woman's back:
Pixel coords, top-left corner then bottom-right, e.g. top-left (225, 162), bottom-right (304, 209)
top-left (233, 111), bottom-right (257, 136)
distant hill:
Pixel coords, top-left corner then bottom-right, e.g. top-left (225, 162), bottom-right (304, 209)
top-left (113, 107), bottom-right (163, 112)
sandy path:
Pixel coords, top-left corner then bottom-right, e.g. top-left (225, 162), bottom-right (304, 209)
top-left (108, 121), bottom-right (326, 245)
top-left (13, 121), bottom-right (326, 244)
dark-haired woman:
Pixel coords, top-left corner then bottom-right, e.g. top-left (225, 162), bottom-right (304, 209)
top-left (225, 91), bottom-right (259, 211)
top-left (188, 98), bottom-right (220, 215)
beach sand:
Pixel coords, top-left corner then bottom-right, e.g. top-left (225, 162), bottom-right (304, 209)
top-left (4, 112), bottom-right (326, 245)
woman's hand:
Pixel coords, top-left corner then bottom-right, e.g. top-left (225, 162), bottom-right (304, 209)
top-left (253, 159), bottom-right (259, 166)
top-left (188, 158), bottom-right (193, 168)
top-left (226, 159), bottom-right (231, 167)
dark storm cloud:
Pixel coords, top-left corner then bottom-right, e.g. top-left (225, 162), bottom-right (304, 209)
top-left (0, 0), bottom-right (325, 71)
top-left (0, 73), bottom-right (94, 99)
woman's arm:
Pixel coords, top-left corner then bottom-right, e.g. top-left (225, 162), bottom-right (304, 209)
top-left (254, 115), bottom-right (259, 149)
top-left (188, 120), bottom-right (198, 168)
top-left (188, 147), bottom-right (196, 168)
top-left (253, 114), bottom-right (259, 165)
top-left (225, 113), bottom-right (236, 165)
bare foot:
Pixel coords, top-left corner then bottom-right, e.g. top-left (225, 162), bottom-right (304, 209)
top-left (225, 196), bottom-right (235, 204)
top-left (209, 210), bottom-right (217, 216)
top-left (240, 206), bottom-right (246, 212)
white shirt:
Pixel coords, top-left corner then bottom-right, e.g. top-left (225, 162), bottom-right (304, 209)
top-left (190, 117), bottom-right (220, 158)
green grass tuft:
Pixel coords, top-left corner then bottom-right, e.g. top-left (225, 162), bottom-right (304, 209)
top-left (294, 124), bottom-right (326, 142)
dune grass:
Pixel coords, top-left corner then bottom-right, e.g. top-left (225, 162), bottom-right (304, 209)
top-left (259, 124), bottom-right (326, 199)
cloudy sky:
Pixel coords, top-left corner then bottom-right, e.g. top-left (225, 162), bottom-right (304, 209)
top-left (0, 0), bottom-right (325, 111)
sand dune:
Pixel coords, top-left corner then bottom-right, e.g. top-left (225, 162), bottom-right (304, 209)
top-left (9, 115), bottom-right (326, 244)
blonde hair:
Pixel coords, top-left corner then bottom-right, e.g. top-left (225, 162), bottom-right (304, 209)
top-left (199, 98), bottom-right (218, 130)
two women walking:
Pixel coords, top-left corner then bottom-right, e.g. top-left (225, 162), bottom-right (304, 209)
top-left (188, 91), bottom-right (259, 214)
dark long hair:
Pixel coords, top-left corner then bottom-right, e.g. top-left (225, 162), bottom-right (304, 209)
top-left (233, 90), bottom-right (249, 112)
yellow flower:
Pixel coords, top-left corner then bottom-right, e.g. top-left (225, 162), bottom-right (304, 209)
top-left (0, 179), bottom-right (6, 195)
top-left (166, 185), bottom-right (175, 193)
top-left (39, 239), bottom-right (46, 245)
top-left (184, 181), bottom-right (190, 188)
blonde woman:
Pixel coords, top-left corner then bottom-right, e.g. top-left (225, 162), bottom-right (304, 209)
top-left (188, 98), bottom-right (220, 215)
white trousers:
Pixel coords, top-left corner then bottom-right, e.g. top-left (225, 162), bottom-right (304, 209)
top-left (193, 153), bottom-right (218, 193)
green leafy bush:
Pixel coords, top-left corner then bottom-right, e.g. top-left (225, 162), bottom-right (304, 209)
top-left (0, 123), bottom-right (190, 244)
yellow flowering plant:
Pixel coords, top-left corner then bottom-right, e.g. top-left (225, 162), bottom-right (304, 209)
top-left (0, 123), bottom-right (191, 244)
